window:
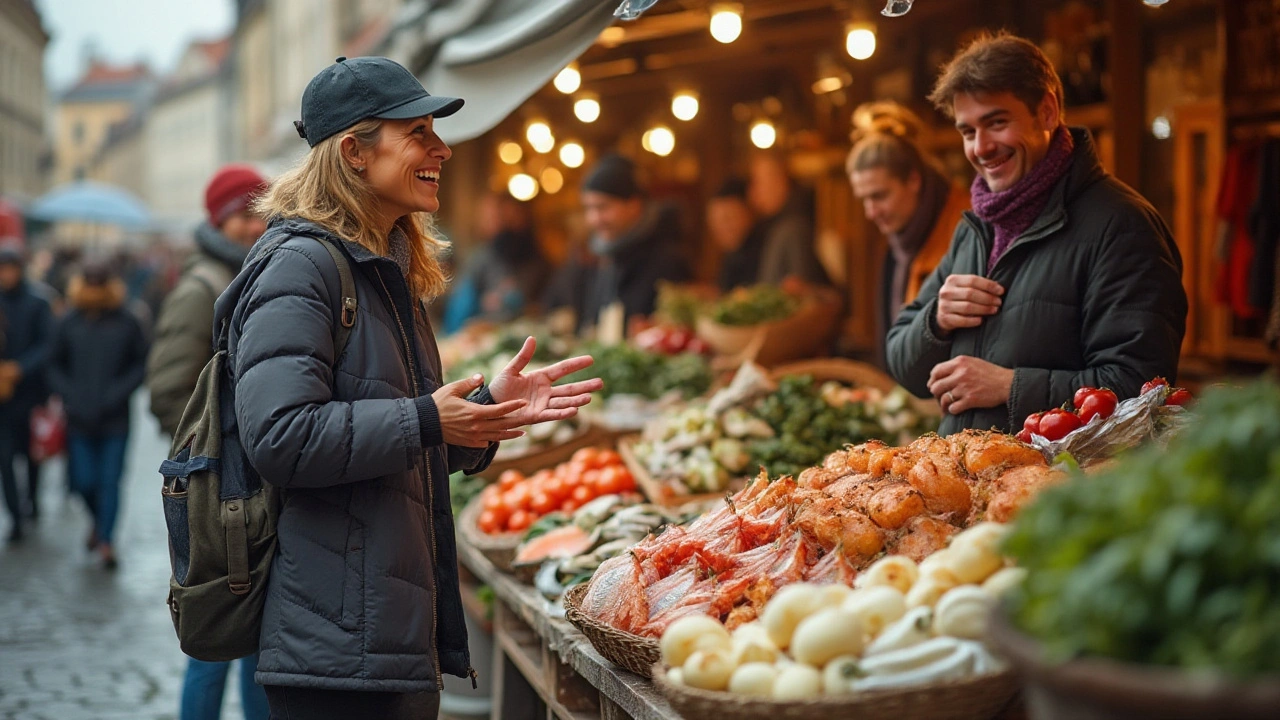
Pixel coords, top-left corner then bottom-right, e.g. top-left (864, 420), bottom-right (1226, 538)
top-left (73, 120), bottom-right (85, 145)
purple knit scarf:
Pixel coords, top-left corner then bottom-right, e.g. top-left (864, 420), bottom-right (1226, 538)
top-left (971, 126), bottom-right (1075, 270)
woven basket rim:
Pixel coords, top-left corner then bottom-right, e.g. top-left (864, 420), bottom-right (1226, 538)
top-left (458, 495), bottom-right (523, 552)
top-left (651, 660), bottom-right (1019, 718)
top-left (563, 583), bottom-right (661, 677)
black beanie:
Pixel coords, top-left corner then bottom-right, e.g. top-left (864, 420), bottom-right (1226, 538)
top-left (582, 153), bottom-right (642, 199)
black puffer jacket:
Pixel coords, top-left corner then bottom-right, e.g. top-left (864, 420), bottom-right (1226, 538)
top-left (887, 128), bottom-right (1187, 435)
top-left (219, 218), bottom-right (494, 692)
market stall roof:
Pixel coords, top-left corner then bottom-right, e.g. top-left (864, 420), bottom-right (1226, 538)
top-left (382, 0), bottom-right (662, 144)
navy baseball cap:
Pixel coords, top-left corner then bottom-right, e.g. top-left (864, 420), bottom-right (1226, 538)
top-left (294, 56), bottom-right (464, 147)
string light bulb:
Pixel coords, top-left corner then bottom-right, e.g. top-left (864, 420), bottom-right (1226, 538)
top-left (574, 94), bottom-right (601, 123)
top-left (540, 167), bottom-right (565, 194)
top-left (643, 125), bottom-right (675, 157)
top-left (508, 173), bottom-right (539, 201)
top-left (498, 141), bottom-right (523, 165)
top-left (749, 120), bottom-right (776, 149)
top-left (845, 23), bottom-right (876, 60)
top-left (671, 91), bottom-right (699, 121)
top-left (553, 63), bottom-right (581, 94)
top-left (559, 142), bottom-right (585, 168)
top-left (709, 3), bottom-right (743, 44)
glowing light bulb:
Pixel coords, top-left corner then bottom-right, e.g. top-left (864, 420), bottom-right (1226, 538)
top-left (553, 64), bottom-right (581, 94)
top-left (846, 26), bottom-right (876, 60)
top-left (498, 141), bottom-right (523, 165)
top-left (709, 4), bottom-right (743, 44)
top-left (540, 167), bottom-right (565, 194)
top-left (508, 173), bottom-right (539, 201)
top-left (644, 125), bottom-right (675, 157)
top-left (671, 92), bottom-right (699, 121)
top-left (526, 121), bottom-right (552, 146)
top-left (750, 120), bottom-right (776, 149)
top-left (559, 142), bottom-right (585, 168)
top-left (574, 95), bottom-right (601, 123)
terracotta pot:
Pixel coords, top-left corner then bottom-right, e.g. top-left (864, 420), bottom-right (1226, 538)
top-left (986, 609), bottom-right (1280, 720)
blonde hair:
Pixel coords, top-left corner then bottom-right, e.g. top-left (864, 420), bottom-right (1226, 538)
top-left (846, 101), bottom-right (942, 181)
top-left (255, 119), bottom-right (450, 298)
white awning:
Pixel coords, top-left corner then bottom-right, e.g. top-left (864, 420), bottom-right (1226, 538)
top-left (382, 0), bottom-right (658, 144)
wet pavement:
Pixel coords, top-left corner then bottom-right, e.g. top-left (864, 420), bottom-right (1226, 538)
top-left (0, 395), bottom-right (251, 720)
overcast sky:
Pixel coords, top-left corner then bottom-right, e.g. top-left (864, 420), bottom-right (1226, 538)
top-left (35, 0), bottom-right (235, 92)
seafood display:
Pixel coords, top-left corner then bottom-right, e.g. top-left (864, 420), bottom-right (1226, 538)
top-left (579, 431), bottom-right (1061, 637)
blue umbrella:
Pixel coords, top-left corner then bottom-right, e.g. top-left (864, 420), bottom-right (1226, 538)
top-left (29, 180), bottom-right (151, 228)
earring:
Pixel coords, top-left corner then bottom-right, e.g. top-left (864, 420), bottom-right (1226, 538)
top-left (355, 166), bottom-right (366, 173)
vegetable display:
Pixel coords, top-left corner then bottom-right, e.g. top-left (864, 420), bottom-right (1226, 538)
top-left (657, 522), bottom-right (1016, 697)
top-left (1005, 381), bottom-right (1280, 677)
top-left (580, 431), bottom-right (1060, 637)
top-left (475, 449), bottom-right (636, 535)
top-left (708, 285), bottom-right (800, 326)
top-left (564, 343), bottom-right (713, 401)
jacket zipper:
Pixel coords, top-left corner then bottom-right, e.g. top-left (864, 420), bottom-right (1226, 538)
top-left (374, 266), bottom-right (444, 691)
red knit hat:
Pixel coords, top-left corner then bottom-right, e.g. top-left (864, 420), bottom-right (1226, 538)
top-left (204, 164), bottom-right (268, 226)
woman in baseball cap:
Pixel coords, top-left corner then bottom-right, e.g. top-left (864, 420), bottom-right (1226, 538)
top-left (223, 57), bottom-right (602, 719)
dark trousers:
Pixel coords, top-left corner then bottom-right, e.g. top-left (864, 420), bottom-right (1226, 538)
top-left (0, 417), bottom-right (38, 525)
top-left (67, 431), bottom-right (128, 544)
top-left (264, 686), bottom-right (439, 720)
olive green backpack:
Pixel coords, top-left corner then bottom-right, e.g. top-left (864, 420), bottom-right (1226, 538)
top-left (160, 234), bottom-right (358, 661)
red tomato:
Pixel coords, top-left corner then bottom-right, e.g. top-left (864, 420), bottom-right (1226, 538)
top-left (1141, 377), bottom-right (1170, 395)
top-left (1072, 386), bottom-right (1099, 410)
top-left (480, 485), bottom-right (503, 511)
top-left (543, 476), bottom-right (569, 502)
top-left (529, 491), bottom-right (556, 516)
top-left (1038, 409), bottom-right (1084, 441)
top-left (684, 337), bottom-right (710, 355)
top-left (592, 467), bottom-right (622, 496)
top-left (663, 328), bottom-right (693, 354)
top-left (503, 485), bottom-right (531, 513)
top-left (615, 468), bottom-right (636, 493)
top-left (1023, 412), bottom-right (1045, 435)
top-left (582, 469), bottom-right (602, 490)
top-left (477, 509), bottom-right (503, 534)
top-left (633, 326), bottom-right (670, 353)
top-left (498, 469), bottom-right (525, 491)
top-left (571, 448), bottom-right (599, 468)
top-left (571, 485), bottom-right (593, 505)
top-left (1015, 429), bottom-right (1033, 444)
top-left (597, 449), bottom-right (623, 468)
top-left (560, 498), bottom-right (581, 514)
top-left (507, 510), bottom-right (534, 532)
top-left (1166, 388), bottom-right (1192, 406)
top-left (1077, 388), bottom-right (1118, 424)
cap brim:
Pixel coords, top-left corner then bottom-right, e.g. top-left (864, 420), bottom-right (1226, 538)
top-left (376, 94), bottom-right (465, 121)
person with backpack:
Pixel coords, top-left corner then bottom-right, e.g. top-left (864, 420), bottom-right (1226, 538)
top-left (148, 165), bottom-right (270, 720)
top-left (47, 259), bottom-right (148, 568)
top-left (210, 57), bottom-right (601, 719)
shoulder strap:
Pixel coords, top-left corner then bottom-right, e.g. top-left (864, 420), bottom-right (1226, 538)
top-left (308, 236), bottom-right (358, 359)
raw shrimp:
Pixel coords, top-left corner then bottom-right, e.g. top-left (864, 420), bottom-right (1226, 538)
top-left (866, 481), bottom-right (927, 529)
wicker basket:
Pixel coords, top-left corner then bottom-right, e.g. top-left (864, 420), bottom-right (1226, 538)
top-left (769, 358), bottom-right (941, 418)
top-left (458, 495), bottom-right (522, 572)
top-left (652, 661), bottom-right (1020, 720)
top-left (563, 583), bottom-right (661, 678)
top-left (696, 292), bottom-right (842, 369)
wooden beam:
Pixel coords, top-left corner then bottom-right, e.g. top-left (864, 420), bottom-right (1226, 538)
top-left (1107, 0), bottom-right (1144, 186)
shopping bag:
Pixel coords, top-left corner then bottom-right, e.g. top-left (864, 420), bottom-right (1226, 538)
top-left (30, 398), bottom-right (67, 462)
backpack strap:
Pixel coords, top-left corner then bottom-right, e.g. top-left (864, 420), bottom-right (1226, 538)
top-left (308, 236), bottom-right (358, 360)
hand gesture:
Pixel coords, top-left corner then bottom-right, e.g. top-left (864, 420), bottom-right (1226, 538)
top-left (487, 337), bottom-right (604, 428)
top-left (432, 375), bottom-right (529, 448)
top-left (927, 355), bottom-right (1014, 415)
top-left (935, 274), bottom-right (1004, 336)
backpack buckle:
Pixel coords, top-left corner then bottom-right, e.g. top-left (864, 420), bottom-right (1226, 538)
top-left (228, 580), bottom-right (251, 595)
top-left (341, 297), bottom-right (357, 328)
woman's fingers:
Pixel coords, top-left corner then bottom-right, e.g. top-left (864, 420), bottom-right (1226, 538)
top-left (548, 379), bottom-right (604, 397)
top-left (547, 394), bottom-right (593, 410)
top-left (537, 354), bottom-right (595, 381)
top-left (501, 336), bottom-right (538, 375)
top-left (532, 407), bottom-right (580, 423)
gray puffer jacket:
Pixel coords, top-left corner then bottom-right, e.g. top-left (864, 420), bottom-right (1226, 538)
top-left (219, 218), bottom-right (494, 692)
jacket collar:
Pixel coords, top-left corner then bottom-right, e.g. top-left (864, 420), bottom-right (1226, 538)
top-left (195, 221), bottom-right (252, 270)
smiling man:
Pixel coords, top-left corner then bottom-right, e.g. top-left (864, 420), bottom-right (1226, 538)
top-left (886, 33), bottom-right (1187, 435)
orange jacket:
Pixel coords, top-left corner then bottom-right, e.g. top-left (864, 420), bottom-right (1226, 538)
top-left (904, 185), bottom-right (971, 303)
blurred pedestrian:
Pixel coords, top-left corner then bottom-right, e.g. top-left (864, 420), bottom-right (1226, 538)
top-left (47, 259), bottom-right (148, 567)
top-left (543, 153), bottom-right (691, 332)
top-left (706, 178), bottom-right (766, 292)
top-left (443, 192), bottom-right (548, 333)
top-left (846, 101), bottom-right (970, 357)
top-left (0, 239), bottom-right (54, 542)
top-left (746, 154), bottom-right (829, 287)
top-left (147, 164), bottom-right (270, 720)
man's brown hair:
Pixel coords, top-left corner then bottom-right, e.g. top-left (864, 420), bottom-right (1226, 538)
top-left (928, 32), bottom-right (1065, 124)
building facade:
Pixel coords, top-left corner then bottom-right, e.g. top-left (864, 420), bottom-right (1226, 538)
top-left (145, 39), bottom-right (233, 233)
top-left (0, 0), bottom-right (49, 200)
top-left (52, 61), bottom-right (154, 186)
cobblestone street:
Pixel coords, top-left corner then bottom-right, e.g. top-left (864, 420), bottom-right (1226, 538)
top-left (0, 395), bottom-right (250, 720)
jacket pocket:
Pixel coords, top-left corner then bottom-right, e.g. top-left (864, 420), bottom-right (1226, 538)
top-left (341, 520), bottom-right (365, 632)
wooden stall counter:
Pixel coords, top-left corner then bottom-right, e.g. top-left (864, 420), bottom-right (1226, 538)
top-left (457, 536), bottom-right (680, 720)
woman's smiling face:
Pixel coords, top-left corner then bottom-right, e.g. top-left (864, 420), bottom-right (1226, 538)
top-left (361, 116), bottom-right (452, 219)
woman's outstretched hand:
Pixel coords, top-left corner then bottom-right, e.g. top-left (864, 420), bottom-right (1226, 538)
top-left (433, 375), bottom-right (529, 448)
top-left (487, 337), bottom-right (603, 428)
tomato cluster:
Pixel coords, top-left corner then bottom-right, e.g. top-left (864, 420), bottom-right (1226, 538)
top-left (633, 325), bottom-right (710, 355)
top-left (476, 447), bottom-right (637, 534)
top-left (1142, 377), bottom-right (1192, 406)
top-left (1017, 386), bottom-right (1118, 443)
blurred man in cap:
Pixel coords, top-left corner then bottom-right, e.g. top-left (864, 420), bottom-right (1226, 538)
top-left (0, 238), bottom-right (53, 543)
top-left (544, 154), bottom-right (691, 332)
